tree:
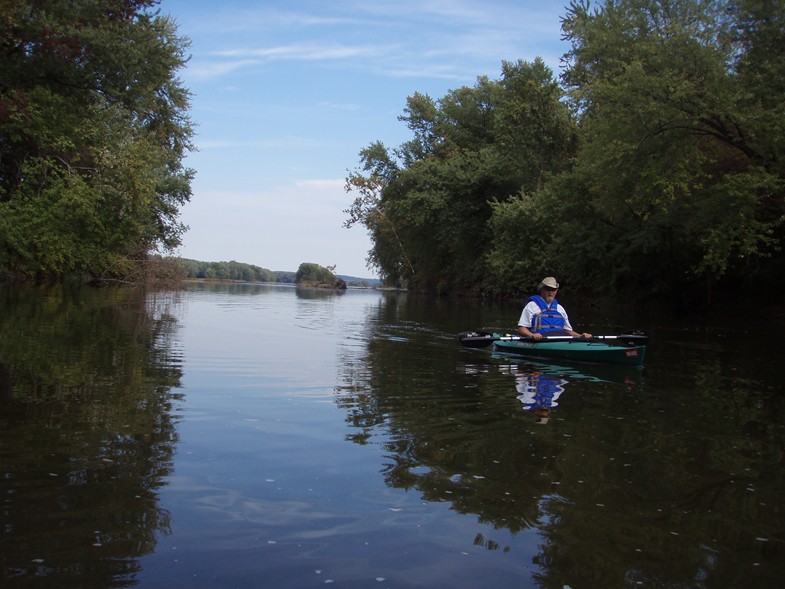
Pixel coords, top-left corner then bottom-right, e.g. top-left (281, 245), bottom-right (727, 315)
top-left (0, 0), bottom-right (194, 281)
top-left (345, 60), bottom-right (575, 293)
top-left (294, 262), bottom-right (337, 285)
top-left (555, 0), bottom-right (785, 298)
top-left (344, 141), bottom-right (415, 286)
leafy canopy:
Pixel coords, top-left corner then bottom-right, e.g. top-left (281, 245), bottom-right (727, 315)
top-left (345, 59), bottom-right (575, 293)
top-left (294, 262), bottom-right (337, 285)
top-left (0, 0), bottom-right (194, 281)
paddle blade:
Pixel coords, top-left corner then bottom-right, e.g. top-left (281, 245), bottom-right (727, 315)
top-left (457, 331), bottom-right (497, 348)
top-left (617, 331), bottom-right (650, 345)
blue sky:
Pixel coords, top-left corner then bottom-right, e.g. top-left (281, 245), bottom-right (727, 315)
top-left (161, 0), bottom-right (573, 277)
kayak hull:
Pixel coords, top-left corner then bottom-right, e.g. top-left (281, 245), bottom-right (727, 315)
top-left (492, 336), bottom-right (646, 366)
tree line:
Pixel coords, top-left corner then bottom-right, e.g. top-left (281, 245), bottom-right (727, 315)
top-left (345, 0), bottom-right (784, 306)
top-left (177, 258), bottom-right (277, 283)
top-left (177, 259), bottom-right (376, 287)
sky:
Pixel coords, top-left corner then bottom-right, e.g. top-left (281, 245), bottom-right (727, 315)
top-left (160, 0), bottom-right (574, 278)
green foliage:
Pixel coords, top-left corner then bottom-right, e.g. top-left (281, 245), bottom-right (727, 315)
top-left (345, 59), bottom-right (575, 293)
top-left (294, 262), bottom-right (337, 285)
top-left (348, 0), bottom-right (785, 304)
top-left (555, 0), bottom-right (785, 298)
top-left (484, 195), bottom-right (549, 296)
top-left (344, 141), bottom-right (411, 286)
top-left (177, 258), bottom-right (275, 282)
top-left (0, 0), bottom-right (194, 281)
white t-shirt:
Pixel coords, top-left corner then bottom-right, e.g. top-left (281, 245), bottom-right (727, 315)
top-left (517, 300), bottom-right (573, 331)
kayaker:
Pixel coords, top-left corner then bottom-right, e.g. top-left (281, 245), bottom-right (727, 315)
top-left (517, 276), bottom-right (592, 341)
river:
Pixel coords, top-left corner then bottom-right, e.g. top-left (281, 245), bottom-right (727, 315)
top-left (1, 282), bottom-right (783, 588)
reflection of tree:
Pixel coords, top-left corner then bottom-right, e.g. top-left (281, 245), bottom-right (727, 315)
top-left (333, 298), bottom-right (560, 535)
top-left (334, 302), bottom-right (785, 588)
top-left (295, 285), bottom-right (345, 299)
top-left (185, 280), bottom-right (278, 297)
top-left (0, 284), bottom-right (183, 588)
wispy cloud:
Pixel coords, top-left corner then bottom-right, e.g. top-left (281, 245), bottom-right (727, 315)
top-left (172, 6), bottom-right (368, 33)
top-left (213, 42), bottom-right (392, 62)
top-left (187, 59), bottom-right (260, 79)
top-left (180, 1), bottom-right (565, 82)
top-left (379, 65), bottom-right (467, 81)
top-left (347, 0), bottom-right (559, 32)
top-left (318, 101), bottom-right (361, 111)
top-left (349, 0), bottom-right (502, 26)
top-left (196, 136), bottom-right (323, 150)
top-left (186, 41), bottom-right (396, 81)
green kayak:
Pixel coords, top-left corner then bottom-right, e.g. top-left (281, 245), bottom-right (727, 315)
top-left (492, 337), bottom-right (645, 366)
top-left (458, 331), bottom-right (649, 367)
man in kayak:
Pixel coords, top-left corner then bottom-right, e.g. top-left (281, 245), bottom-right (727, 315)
top-left (517, 276), bottom-right (592, 341)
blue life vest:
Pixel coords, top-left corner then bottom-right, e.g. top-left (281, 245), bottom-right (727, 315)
top-left (528, 295), bottom-right (566, 334)
top-left (531, 375), bottom-right (563, 409)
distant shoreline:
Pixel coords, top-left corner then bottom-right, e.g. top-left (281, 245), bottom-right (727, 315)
top-left (182, 278), bottom-right (398, 291)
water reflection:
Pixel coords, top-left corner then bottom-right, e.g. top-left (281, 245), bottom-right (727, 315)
top-left (6, 283), bottom-right (781, 587)
top-left (335, 306), bottom-right (785, 587)
top-left (294, 285), bottom-right (346, 299)
top-left (334, 328), bottom-right (626, 539)
top-left (0, 285), bottom-right (184, 588)
top-left (462, 358), bottom-right (644, 425)
top-left (505, 365), bottom-right (566, 425)
top-left (184, 279), bottom-right (279, 297)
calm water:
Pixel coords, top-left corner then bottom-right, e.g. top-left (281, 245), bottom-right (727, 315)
top-left (1, 282), bottom-right (784, 589)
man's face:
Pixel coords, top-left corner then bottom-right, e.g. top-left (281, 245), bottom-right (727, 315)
top-left (542, 287), bottom-right (557, 303)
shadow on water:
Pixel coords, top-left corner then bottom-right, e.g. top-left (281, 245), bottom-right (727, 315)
top-left (333, 292), bottom-right (785, 588)
top-left (0, 284), bottom-right (184, 589)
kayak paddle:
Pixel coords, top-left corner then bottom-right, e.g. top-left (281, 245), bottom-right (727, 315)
top-left (458, 330), bottom-right (650, 349)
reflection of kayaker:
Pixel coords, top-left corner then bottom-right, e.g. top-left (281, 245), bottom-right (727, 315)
top-left (514, 370), bottom-right (566, 425)
top-left (494, 357), bottom-right (642, 386)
